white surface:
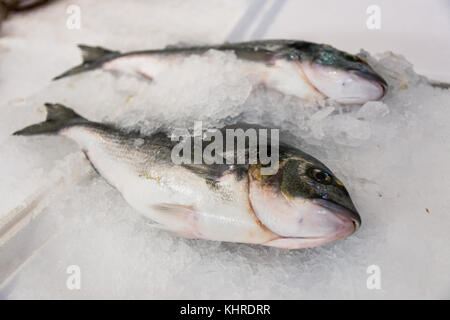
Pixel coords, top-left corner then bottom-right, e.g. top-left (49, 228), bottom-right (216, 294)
top-left (262, 0), bottom-right (450, 82)
top-left (0, 0), bottom-right (449, 299)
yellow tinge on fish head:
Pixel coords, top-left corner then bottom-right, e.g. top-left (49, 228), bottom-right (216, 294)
top-left (248, 152), bottom-right (361, 249)
top-left (295, 43), bottom-right (387, 104)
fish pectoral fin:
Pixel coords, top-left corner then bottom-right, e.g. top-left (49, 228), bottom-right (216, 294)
top-left (151, 203), bottom-right (196, 216)
top-left (135, 70), bottom-right (153, 81)
top-left (151, 203), bottom-right (202, 239)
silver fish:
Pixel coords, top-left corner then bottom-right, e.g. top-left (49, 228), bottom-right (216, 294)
top-left (54, 40), bottom-right (387, 105)
top-left (13, 103), bottom-right (361, 249)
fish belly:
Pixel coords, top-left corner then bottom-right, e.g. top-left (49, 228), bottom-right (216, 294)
top-left (121, 168), bottom-right (277, 244)
top-left (102, 54), bottom-right (183, 80)
top-left (102, 52), bottom-right (324, 102)
top-left (62, 126), bottom-right (276, 245)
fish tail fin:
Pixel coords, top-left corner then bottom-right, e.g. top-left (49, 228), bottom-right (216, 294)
top-left (13, 103), bottom-right (86, 136)
top-left (53, 44), bottom-right (120, 80)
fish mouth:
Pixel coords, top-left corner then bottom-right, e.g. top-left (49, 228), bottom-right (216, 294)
top-left (248, 168), bottom-right (361, 249)
top-left (262, 198), bottom-right (360, 250)
top-left (303, 198), bottom-right (360, 244)
top-left (350, 68), bottom-right (387, 90)
top-left (299, 61), bottom-right (388, 105)
top-left (349, 69), bottom-right (388, 99)
top-left (312, 198), bottom-right (361, 230)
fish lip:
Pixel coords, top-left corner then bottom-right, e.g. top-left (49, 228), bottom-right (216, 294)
top-left (300, 61), bottom-right (388, 103)
top-left (257, 197), bottom-right (361, 249)
top-left (349, 68), bottom-right (388, 98)
top-left (312, 198), bottom-right (361, 230)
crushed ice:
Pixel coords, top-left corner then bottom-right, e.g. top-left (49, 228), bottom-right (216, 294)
top-left (0, 1), bottom-right (449, 299)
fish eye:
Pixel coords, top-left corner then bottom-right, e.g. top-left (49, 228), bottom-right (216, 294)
top-left (287, 52), bottom-right (298, 60)
top-left (310, 168), bottom-right (332, 184)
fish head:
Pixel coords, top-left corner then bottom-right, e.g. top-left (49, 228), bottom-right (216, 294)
top-left (248, 152), bottom-right (360, 248)
top-left (295, 44), bottom-right (387, 104)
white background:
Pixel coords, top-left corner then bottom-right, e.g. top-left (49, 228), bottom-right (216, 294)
top-left (231, 0), bottom-right (450, 81)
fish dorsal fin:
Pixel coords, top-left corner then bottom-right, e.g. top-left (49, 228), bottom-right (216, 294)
top-left (77, 44), bottom-right (120, 63)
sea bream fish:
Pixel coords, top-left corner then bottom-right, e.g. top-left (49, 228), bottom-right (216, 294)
top-left (54, 40), bottom-right (387, 105)
top-left (13, 103), bottom-right (361, 249)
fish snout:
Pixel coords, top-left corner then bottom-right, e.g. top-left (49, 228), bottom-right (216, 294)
top-left (258, 197), bottom-right (361, 249)
top-left (300, 61), bottom-right (387, 105)
top-left (312, 198), bottom-right (361, 237)
top-left (349, 68), bottom-right (387, 100)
